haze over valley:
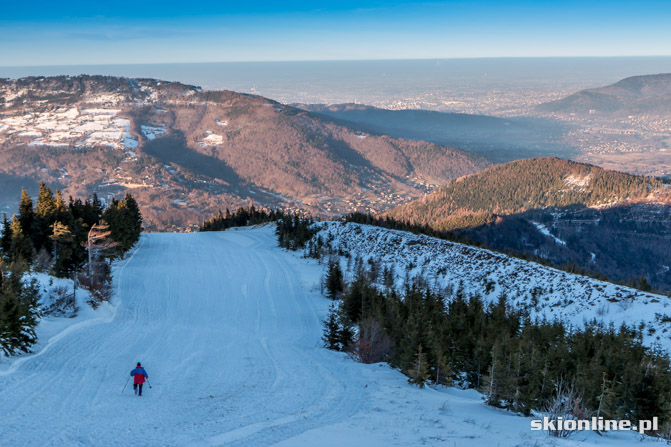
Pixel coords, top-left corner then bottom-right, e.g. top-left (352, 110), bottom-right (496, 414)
top-left (5, 58), bottom-right (670, 177)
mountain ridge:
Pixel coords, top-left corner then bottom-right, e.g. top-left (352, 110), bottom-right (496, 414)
top-left (537, 73), bottom-right (671, 115)
top-left (0, 75), bottom-right (489, 229)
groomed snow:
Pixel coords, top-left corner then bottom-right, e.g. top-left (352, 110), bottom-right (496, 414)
top-left (0, 227), bottom-right (663, 446)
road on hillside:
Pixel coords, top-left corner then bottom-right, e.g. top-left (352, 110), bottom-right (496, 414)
top-left (0, 228), bottom-right (366, 446)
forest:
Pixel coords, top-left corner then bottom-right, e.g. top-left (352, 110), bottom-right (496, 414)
top-left (320, 255), bottom-right (671, 438)
top-left (0, 183), bottom-right (142, 355)
top-left (385, 157), bottom-right (664, 231)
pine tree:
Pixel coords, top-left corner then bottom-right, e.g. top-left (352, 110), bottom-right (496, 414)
top-left (325, 258), bottom-right (344, 300)
top-left (595, 372), bottom-right (617, 422)
top-left (0, 261), bottom-right (39, 355)
top-left (122, 193), bottom-right (143, 246)
top-left (322, 303), bottom-right (342, 350)
top-left (17, 189), bottom-right (35, 239)
top-left (50, 221), bottom-right (77, 278)
top-left (338, 313), bottom-right (355, 351)
top-left (35, 182), bottom-right (57, 219)
top-left (408, 344), bottom-right (430, 388)
top-left (9, 216), bottom-right (34, 263)
top-left (429, 330), bottom-right (451, 386)
top-left (1, 214), bottom-right (12, 255)
top-left (483, 340), bottom-right (515, 408)
top-left (54, 190), bottom-right (69, 223)
top-left (34, 182), bottom-right (58, 253)
top-left (103, 194), bottom-right (143, 253)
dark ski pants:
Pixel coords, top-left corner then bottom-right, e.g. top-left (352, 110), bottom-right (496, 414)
top-left (133, 383), bottom-right (143, 396)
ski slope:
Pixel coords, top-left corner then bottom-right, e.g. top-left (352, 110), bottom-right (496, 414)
top-left (0, 227), bottom-right (661, 446)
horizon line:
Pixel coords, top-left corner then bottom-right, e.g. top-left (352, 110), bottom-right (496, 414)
top-left (3, 54), bottom-right (671, 69)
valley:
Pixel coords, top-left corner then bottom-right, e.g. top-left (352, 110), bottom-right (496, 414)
top-left (0, 76), bottom-right (487, 230)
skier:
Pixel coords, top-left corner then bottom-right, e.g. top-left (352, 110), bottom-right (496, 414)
top-left (130, 362), bottom-right (149, 396)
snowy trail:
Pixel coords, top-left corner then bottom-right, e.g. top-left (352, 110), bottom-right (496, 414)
top-left (0, 226), bottom-right (663, 447)
top-left (0, 228), bottom-right (365, 446)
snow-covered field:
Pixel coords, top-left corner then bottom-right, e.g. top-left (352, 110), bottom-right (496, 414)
top-left (141, 124), bottom-right (166, 140)
top-left (0, 107), bottom-right (138, 149)
top-left (0, 227), bottom-right (664, 446)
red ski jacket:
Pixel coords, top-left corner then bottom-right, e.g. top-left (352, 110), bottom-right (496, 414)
top-left (131, 367), bottom-right (148, 385)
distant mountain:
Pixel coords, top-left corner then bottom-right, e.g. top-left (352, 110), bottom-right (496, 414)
top-left (383, 157), bottom-right (671, 291)
top-left (537, 73), bottom-right (671, 115)
top-left (0, 75), bottom-right (488, 229)
top-left (296, 103), bottom-right (574, 163)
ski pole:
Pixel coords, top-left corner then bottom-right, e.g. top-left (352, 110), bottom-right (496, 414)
top-left (146, 378), bottom-right (152, 389)
top-left (122, 375), bottom-right (130, 394)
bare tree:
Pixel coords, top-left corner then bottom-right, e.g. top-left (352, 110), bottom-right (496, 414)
top-left (351, 318), bottom-right (392, 364)
top-left (86, 223), bottom-right (118, 277)
top-left (543, 379), bottom-right (588, 438)
top-left (80, 223), bottom-right (119, 306)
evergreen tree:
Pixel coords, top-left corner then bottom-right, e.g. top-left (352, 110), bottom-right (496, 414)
top-left (338, 313), bottom-right (355, 351)
top-left (0, 261), bottom-right (40, 355)
top-left (9, 216), bottom-right (34, 263)
top-left (325, 258), bottom-right (344, 300)
top-left (34, 182), bottom-right (58, 253)
top-left (35, 182), bottom-right (57, 219)
top-left (310, 258), bottom-right (671, 427)
top-left (17, 189), bottom-right (35, 241)
top-left (595, 372), bottom-right (617, 421)
top-left (322, 303), bottom-right (342, 350)
top-left (429, 330), bottom-right (451, 386)
top-left (1, 214), bottom-right (12, 255)
top-left (103, 194), bottom-right (143, 253)
top-left (50, 221), bottom-right (77, 278)
top-left (407, 344), bottom-right (430, 388)
top-left (54, 190), bottom-right (69, 224)
top-left (1, 187), bottom-right (144, 357)
top-left (122, 193), bottom-right (142, 245)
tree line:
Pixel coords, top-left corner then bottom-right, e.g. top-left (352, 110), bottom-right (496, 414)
top-left (200, 206), bottom-right (284, 232)
top-left (200, 206), bottom-right (316, 251)
top-left (0, 183), bottom-right (142, 355)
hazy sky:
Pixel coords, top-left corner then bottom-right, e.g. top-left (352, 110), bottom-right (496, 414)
top-left (2, 0), bottom-right (670, 66)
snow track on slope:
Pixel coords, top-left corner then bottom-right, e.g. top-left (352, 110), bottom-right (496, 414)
top-left (0, 228), bottom-right (365, 446)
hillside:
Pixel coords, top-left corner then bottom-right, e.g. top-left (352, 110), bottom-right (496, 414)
top-left (0, 75), bottom-right (488, 230)
top-left (385, 157), bottom-right (664, 228)
top-left (297, 103), bottom-right (572, 162)
top-left (537, 73), bottom-right (671, 115)
top-left (313, 222), bottom-right (671, 349)
top-left (0, 227), bottom-right (665, 446)
top-left (383, 157), bottom-right (671, 291)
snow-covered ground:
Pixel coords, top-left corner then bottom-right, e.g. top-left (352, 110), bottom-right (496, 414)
top-left (0, 227), bottom-right (664, 446)
top-left (0, 107), bottom-right (136, 150)
top-left (531, 221), bottom-right (567, 246)
top-left (141, 124), bottom-right (166, 140)
top-left (201, 131), bottom-right (224, 146)
top-left (315, 222), bottom-right (671, 350)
